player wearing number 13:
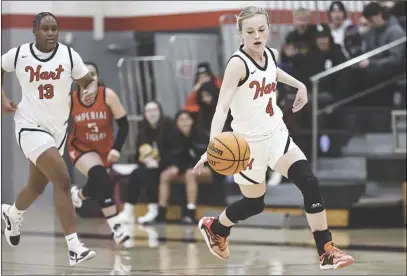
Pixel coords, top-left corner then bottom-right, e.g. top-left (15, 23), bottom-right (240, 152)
top-left (1, 12), bottom-right (96, 266)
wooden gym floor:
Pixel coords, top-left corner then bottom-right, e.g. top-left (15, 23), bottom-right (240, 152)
top-left (1, 205), bottom-right (406, 275)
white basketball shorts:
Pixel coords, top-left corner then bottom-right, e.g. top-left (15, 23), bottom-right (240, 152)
top-left (233, 121), bottom-right (299, 185)
top-left (15, 121), bottom-right (68, 165)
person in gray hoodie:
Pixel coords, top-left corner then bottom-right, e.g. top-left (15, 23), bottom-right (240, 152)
top-left (359, 1), bottom-right (405, 77)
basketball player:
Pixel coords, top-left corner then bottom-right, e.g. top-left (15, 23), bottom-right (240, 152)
top-left (194, 6), bottom-right (354, 270)
top-left (68, 62), bottom-right (130, 244)
top-left (1, 12), bottom-right (96, 265)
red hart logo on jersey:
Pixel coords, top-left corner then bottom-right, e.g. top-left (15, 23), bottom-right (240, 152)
top-left (25, 65), bottom-right (64, 82)
top-left (249, 77), bottom-right (277, 100)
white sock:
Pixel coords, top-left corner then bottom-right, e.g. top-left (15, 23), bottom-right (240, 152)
top-left (123, 203), bottom-right (134, 216)
top-left (187, 203), bottom-right (196, 210)
top-left (66, 233), bottom-right (81, 248)
top-left (107, 215), bottom-right (120, 231)
top-left (8, 203), bottom-right (25, 219)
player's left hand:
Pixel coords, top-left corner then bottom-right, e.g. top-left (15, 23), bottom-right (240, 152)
top-left (292, 84), bottom-right (308, 113)
top-left (81, 89), bottom-right (97, 105)
top-left (193, 153), bottom-right (208, 175)
top-left (108, 149), bottom-right (120, 163)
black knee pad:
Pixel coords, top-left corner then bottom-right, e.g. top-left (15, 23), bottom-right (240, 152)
top-left (86, 165), bottom-right (115, 207)
top-left (287, 160), bottom-right (325, 214)
top-left (226, 194), bottom-right (265, 223)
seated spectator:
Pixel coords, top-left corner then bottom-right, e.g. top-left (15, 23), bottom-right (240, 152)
top-left (156, 111), bottom-right (213, 224)
top-left (355, 1), bottom-right (405, 105)
top-left (279, 8), bottom-right (317, 93)
top-left (184, 62), bottom-right (222, 118)
top-left (328, 1), bottom-right (363, 58)
top-left (303, 24), bottom-right (348, 101)
top-left (196, 81), bottom-right (219, 135)
top-left (118, 101), bottom-right (174, 225)
top-left (299, 24), bottom-right (349, 130)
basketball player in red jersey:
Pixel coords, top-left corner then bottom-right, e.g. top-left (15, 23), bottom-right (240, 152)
top-left (194, 6), bottom-right (354, 270)
top-left (2, 12), bottom-right (96, 266)
top-left (68, 62), bottom-right (130, 244)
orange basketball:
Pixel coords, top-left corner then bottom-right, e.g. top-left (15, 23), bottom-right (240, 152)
top-left (207, 132), bottom-right (251, 175)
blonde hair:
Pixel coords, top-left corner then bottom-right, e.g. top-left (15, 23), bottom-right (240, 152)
top-left (236, 6), bottom-right (270, 33)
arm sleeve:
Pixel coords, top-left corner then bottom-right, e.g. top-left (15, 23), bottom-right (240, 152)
top-left (70, 48), bottom-right (89, 80)
top-left (113, 115), bottom-right (129, 151)
top-left (2, 47), bottom-right (18, 72)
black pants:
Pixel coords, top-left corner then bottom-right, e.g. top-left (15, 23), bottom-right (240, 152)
top-left (124, 166), bottom-right (160, 204)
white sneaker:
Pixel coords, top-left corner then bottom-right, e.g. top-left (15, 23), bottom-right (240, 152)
top-left (2, 204), bottom-right (23, 247)
top-left (69, 243), bottom-right (96, 266)
top-left (71, 186), bottom-right (83, 208)
top-left (138, 211), bottom-right (158, 224)
top-left (113, 223), bottom-right (131, 245)
top-left (117, 211), bottom-right (135, 225)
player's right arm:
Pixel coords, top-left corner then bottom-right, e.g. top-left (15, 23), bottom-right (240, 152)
top-left (2, 48), bottom-right (18, 113)
top-left (193, 57), bottom-right (245, 174)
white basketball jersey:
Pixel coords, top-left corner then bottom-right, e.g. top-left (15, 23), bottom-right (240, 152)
top-left (229, 46), bottom-right (283, 138)
top-left (13, 43), bottom-right (76, 134)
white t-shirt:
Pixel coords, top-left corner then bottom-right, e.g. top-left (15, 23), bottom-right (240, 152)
top-left (2, 42), bottom-right (89, 134)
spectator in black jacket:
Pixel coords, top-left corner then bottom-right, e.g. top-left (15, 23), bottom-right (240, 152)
top-left (304, 24), bottom-right (348, 100)
top-left (157, 110), bottom-right (213, 224)
top-left (196, 81), bottom-right (219, 135)
top-left (118, 101), bottom-right (174, 225)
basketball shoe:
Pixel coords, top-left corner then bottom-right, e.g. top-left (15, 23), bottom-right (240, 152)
top-left (69, 243), bottom-right (96, 266)
top-left (2, 204), bottom-right (23, 247)
top-left (319, 241), bottom-right (354, 269)
top-left (71, 186), bottom-right (83, 208)
top-left (112, 223), bottom-right (131, 245)
top-left (198, 217), bottom-right (230, 260)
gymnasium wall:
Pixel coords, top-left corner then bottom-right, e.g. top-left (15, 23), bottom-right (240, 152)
top-left (1, 1), bottom-right (367, 203)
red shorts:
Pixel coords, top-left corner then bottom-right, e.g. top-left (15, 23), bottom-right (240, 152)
top-left (67, 139), bottom-right (111, 168)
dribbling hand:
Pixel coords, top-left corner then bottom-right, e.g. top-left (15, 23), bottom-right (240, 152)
top-left (292, 84), bottom-right (308, 113)
top-left (107, 149), bottom-right (120, 163)
top-left (2, 98), bottom-right (17, 113)
top-left (81, 89), bottom-right (97, 106)
top-left (193, 153), bottom-right (208, 175)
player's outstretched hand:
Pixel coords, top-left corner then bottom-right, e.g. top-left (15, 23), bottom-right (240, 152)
top-left (2, 98), bottom-right (17, 113)
top-left (81, 89), bottom-right (97, 105)
top-left (292, 84), bottom-right (308, 113)
top-left (108, 149), bottom-right (120, 163)
top-left (193, 153), bottom-right (208, 175)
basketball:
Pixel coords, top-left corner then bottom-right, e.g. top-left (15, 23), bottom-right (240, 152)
top-left (207, 132), bottom-right (251, 175)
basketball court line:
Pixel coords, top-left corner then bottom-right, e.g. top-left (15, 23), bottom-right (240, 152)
top-left (2, 229), bottom-right (405, 252)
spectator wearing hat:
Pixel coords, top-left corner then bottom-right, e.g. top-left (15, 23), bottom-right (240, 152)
top-left (184, 62), bottom-right (222, 116)
top-left (328, 1), bottom-right (363, 59)
top-left (304, 24), bottom-right (348, 100)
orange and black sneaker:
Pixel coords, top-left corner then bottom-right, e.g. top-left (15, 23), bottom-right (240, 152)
top-left (198, 217), bottom-right (230, 260)
top-left (319, 241), bottom-right (354, 269)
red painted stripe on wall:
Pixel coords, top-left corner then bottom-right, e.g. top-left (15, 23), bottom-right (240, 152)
top-left (2, 10), bottom-right (362, 31)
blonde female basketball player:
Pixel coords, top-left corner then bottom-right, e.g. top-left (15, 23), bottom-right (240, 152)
top-left (2, 12), bottom-right (95, 265)
top-left (194, 6), bottom-right (354, 270)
